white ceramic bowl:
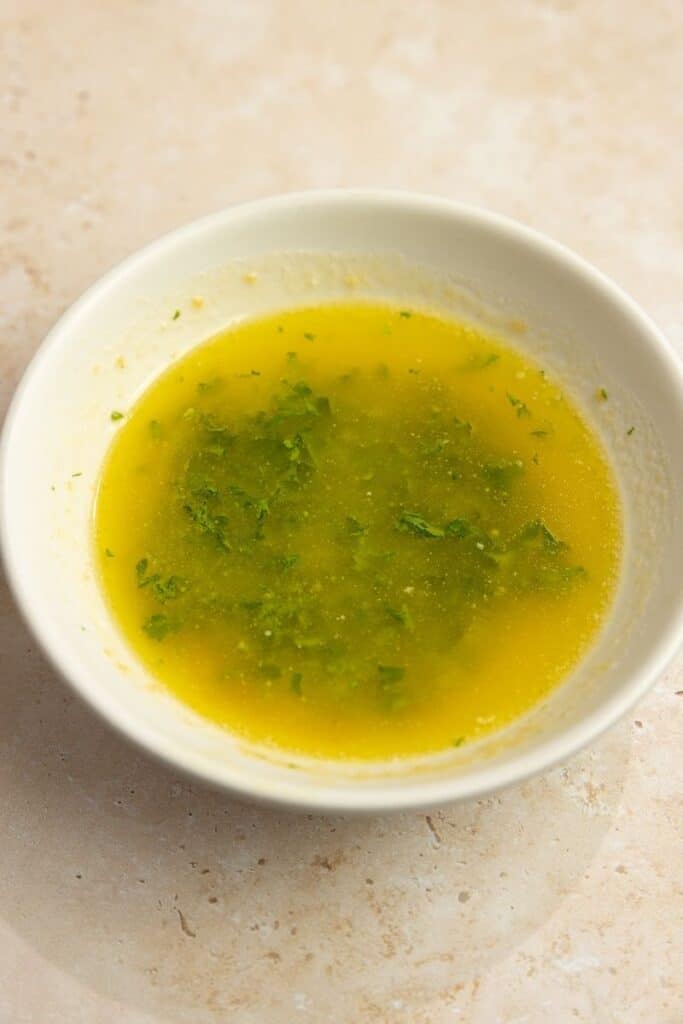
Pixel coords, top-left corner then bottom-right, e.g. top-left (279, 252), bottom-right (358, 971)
top-left (2, 191), bottom-right (683, 812)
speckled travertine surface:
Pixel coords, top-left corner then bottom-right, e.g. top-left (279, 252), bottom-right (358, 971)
top-left (1, 3), bottom-right (682, 1022)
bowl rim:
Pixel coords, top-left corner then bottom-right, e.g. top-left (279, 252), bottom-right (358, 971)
top-left (2, 187), bottom-right (683, 813)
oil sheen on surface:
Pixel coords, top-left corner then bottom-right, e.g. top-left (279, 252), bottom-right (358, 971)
top-left (95, 303), bottom-right (621, 760)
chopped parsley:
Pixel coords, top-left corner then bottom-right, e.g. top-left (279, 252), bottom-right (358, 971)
top-left (106, 327), bottom-right (598, 730)
top-left (386, 604), bottom-right (414, 631)
top-left (143, 613), bottom-right (174, 641)
top-left (398, 512), bottom-right (444, 538)
top-left (346, 516), bottom-right (368, 537)
top-left (507, 393), bottom-right (530, 417)
top-left (483, 458), bottom-right (524, 491)
top-left (183, 501), bottom-right (231, 550)
top-left (461, 352), bottom-right (499, 371)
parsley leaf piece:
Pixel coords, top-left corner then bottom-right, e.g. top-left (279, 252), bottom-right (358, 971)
top-left (483, 458), bottom-right (524, 490)
top-left (183, 502), bottom-right (231, 550)
top-left (507, 393), bottom-right (530, 417)
top-left (135, 558), bottom-right (159, 588)
top-left (275, 554), bottom-right (299, 572)
top-left (386, 603), bottom-right (414, 631)
top-left (346, 516), bottom-right (368, 537)
top-left (398, 511), bottom-right (444, 538)
top-left (460, 352), bottom-right (499, 371)
top-left (143, 614), bottom-right (174, 641)
top-left (152, 575), bottom-right (187, 602)
top-left (444, 518), bottom-right (472, 538)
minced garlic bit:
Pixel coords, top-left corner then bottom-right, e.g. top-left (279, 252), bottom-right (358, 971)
top-left (243, 271), bottom-right (258, 285)
top-left (191, 295), bottom-right (205, 309)
top-left (115, 355), bottom-right (126, 369)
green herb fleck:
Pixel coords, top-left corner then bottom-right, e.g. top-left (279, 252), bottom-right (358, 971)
top-left (517, 519), bottom-right (564, 551)
top-left (452, 736), bottom-right (465, 748)
top-left (110, 410), bottom-right (124, 421)
top-left (290, 671), bottom-right (303, 696)
top-left (143, 614), bottom-right (173, 641)
top-left (399, 310), bottom-right (412, 319)
top-left (346, 516), bottom-right (368, 537)
top-left (398, 511), bottom-right (444, 539)
top-left (421, 436), bottom-right (451, 456)
top-left (149, 419), bottom-right (163, 439)
top-left (104, 548), bottom-right (115, 558)
top-left (197, 377), bottom-right (223, 393)
top-left (275, 554), bottom-right (299, 571)
top-left (444, 518), bottom-right (472, 538)
top-left (172, 309), bottom-right (181, 321)
top-left (152, 575), bottom-right (187, 602)
top-left (136, 558), bottom-right (152, 584)
top-left (598, 387), bottom-right (608, 401)
top-left (71, 472), bottom-right (82, 478)
top-left (377, 665), bottom-right (406, 711)
top-left (461, 352), bottom-right (499, 371)
top-left (386, 604), bottom-right (414, 631)
top-left (228, 485), bottom-right (270, 524)
top-left (483, 458), bottom-right (524, 490)
top-left (303, 332), bottom-right (316, 341)
top-left (378, 665), bottom-right (404, 683)
top-left (183, 502), bottom-right (231, 550)
top-left (507, 393), bottom-right (530, 417)
top-left (627, 426), bottom-right (635, 436)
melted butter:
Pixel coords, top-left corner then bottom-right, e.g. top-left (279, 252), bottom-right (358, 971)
top-left (95, 303), bottom-right (621, 759)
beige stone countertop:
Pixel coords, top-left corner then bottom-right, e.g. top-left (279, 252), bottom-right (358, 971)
top-left (1, 2), bottom-right (682, 1021)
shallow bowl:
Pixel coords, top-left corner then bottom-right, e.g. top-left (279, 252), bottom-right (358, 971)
top-left (2, 190), bottom-right (682, 811)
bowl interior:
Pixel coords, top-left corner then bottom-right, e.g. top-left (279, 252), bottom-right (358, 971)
top-left (2, 193), bottom-right (682, 810)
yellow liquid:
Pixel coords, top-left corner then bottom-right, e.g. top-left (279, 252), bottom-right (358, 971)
top-left (95, 303), bottom-right (621, 760)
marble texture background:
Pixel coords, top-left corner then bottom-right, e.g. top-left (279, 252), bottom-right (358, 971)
top-left (1, 2), bottom-right (682, 1021)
